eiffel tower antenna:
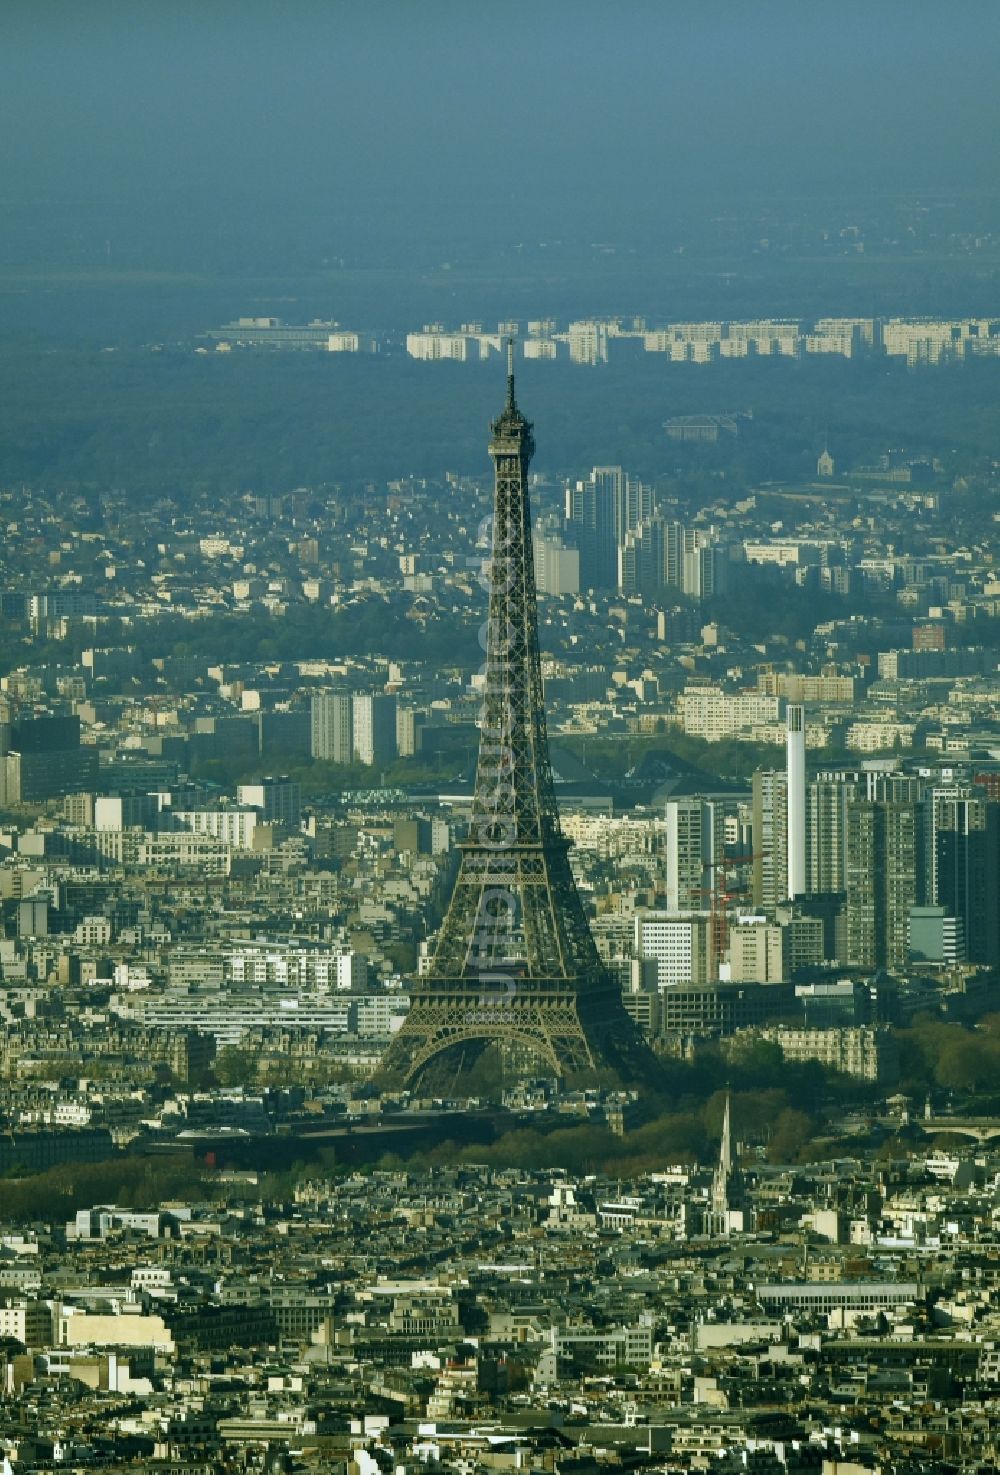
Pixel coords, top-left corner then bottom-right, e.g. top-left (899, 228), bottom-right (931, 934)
top-left (378, 358), bottom-right (658, 1093)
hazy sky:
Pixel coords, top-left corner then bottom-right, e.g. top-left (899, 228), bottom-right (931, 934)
top-left (4, 0), bottom-right (1000, 268)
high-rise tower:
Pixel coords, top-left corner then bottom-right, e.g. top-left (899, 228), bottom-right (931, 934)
top-left (664, 797), bottom-right (721, 913)
top-left (929, 788), bottom-right (1000, 967)
top-left (310, 691), bottom-right (353, 763)
top-left (786, 704), bottom-right (806, 900)
top-left (751, 768), bottom-right (787, 911)
top-left (845, 780), bottom-right (924, 971)
top-left (380, 349), bottom-right (656, 1091)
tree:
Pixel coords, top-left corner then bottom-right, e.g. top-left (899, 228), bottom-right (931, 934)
top-left (214, 1047), bottom-right (259, 1088)
top-left (934, 1034), bottom-right (1000, 1093)
top-left (767, 1108), bottom-right (814, 1164)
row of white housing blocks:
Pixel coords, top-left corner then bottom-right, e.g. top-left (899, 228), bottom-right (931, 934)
top-left (406, 315), bottom-right (1000, 365)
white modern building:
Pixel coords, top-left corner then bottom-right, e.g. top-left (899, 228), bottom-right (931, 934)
top-left (533, 530), bottom-right (580, 595)
top-left (634, 910), bottom-right (712, 990)
top-left (786, 705), bottom-right (806, 900)
top-left (664, 798), bottom-right (719, 913)
top-left (311, 692), bottom-right (354, 763)
top-left (171, 808), bottom-right (259, 850)
top-left (678, 686), bottom-right (783, 742)
top-left (352, 693), bottom-right (397, 767)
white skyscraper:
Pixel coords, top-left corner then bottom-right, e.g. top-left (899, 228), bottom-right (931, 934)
top-left (533, 528), bottom-right (580, 595)
top-left (664, 797), bottom-right (719, 912)
top-left (352, 693), bottom-right (397, 767)
top-left (311, 692), bottom-right (353, 763)
top-left (786, 704), bottom-right (806, 900)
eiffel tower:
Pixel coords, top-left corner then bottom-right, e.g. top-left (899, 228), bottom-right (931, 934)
top-left (379, 345), bottom-right (657, 1092)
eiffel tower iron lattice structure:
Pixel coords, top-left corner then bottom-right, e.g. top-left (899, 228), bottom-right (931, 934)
top-left (379, 346), bottom-right (658, 1092)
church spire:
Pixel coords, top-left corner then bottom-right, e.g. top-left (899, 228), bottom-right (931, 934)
top-left (719, 1093), bottom-right (733, 1179)
top-left (712, 1093), bottom-right (733, 1216)
top-left (708, 1091), bottom-right (747, 1237)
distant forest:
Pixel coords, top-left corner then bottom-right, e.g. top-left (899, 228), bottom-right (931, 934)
top-left (2, 343), bottom-right (1000, 500)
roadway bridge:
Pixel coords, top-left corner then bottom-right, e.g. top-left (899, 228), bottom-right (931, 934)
top-left (915, 1116), bottom-right (1000, 1143)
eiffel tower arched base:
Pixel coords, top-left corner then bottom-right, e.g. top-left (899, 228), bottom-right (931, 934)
top-left (383, 1038), bottom-right (545, 1099)
top-left (377, 978), bottom-right (661, 1095)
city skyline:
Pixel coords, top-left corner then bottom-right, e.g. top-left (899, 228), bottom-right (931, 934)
top-left (3, 4), bottom-right (1000, 1468)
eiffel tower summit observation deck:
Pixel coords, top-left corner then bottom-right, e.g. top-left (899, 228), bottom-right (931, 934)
top-left (379, 345), bottom-right (658, 1094)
